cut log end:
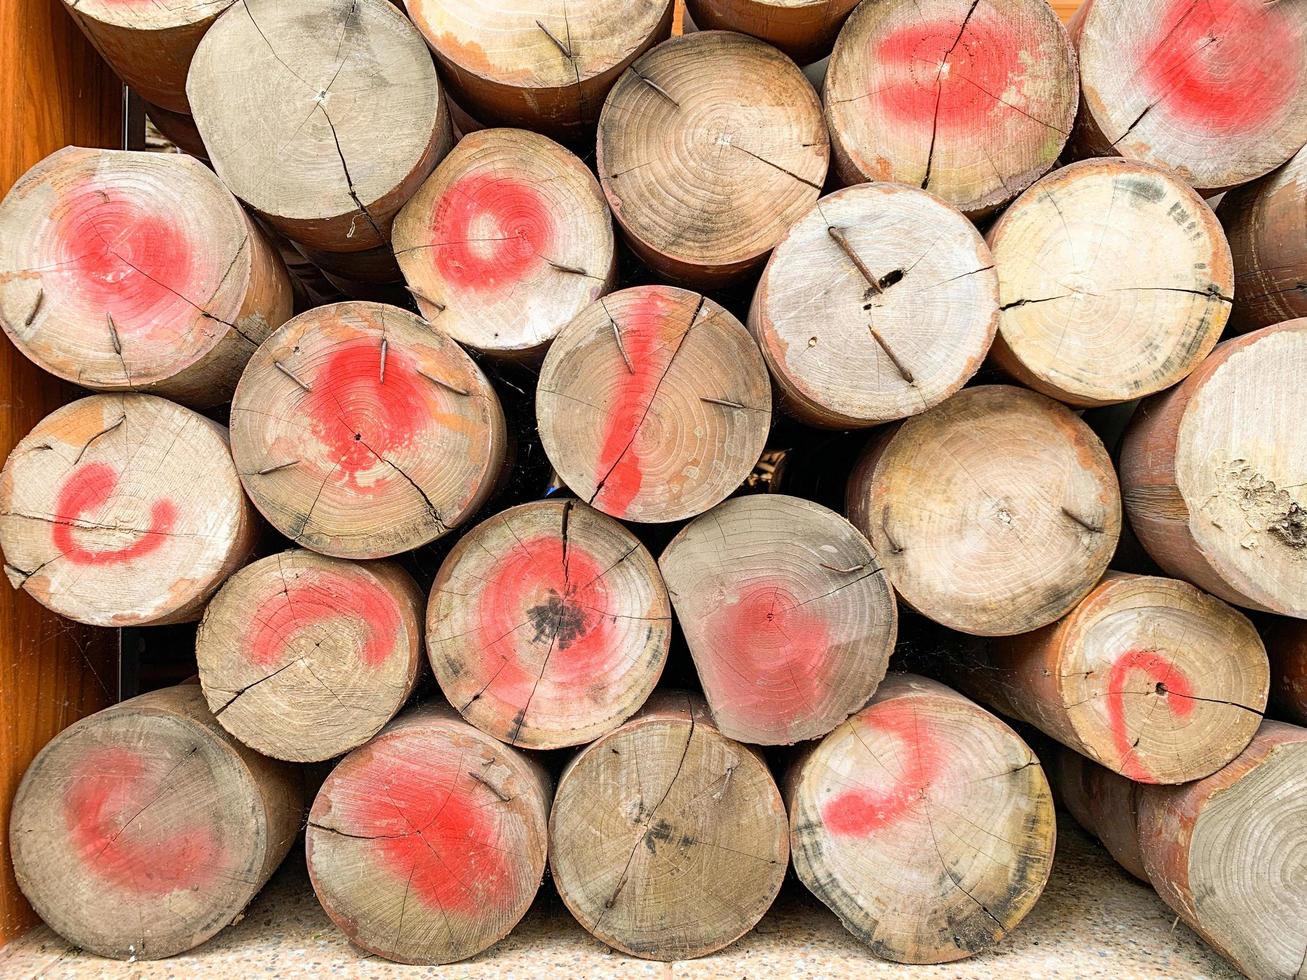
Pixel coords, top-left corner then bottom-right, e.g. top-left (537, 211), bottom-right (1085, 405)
top-left (427, 500), bottom-right (671, 750)
top-left (660, 494), bottom-right (897, 745)
top-left (684, 0), bottom-right (860, 64)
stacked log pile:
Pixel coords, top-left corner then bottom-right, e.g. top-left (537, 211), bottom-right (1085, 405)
top-left (4, 0), bottom-right (1307, 975)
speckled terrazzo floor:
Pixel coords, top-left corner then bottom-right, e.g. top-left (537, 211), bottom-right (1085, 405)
top-left (2, 815), bottom-right (1236, 979)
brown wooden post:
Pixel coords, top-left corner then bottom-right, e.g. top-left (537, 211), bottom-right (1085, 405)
top-left (684, 0), bottom-right (859, 63)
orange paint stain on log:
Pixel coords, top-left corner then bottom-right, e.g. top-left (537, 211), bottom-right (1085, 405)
top-left (1105, 649), bottom-right (1195, 783)
top-left (429, 173), bottom-right (554, 292)
top-left (247, 570), bottom-right (401, 668)
top-left (52, 462), bottom-right (177, 566)
top-left (823, 701), bottom-right (939, 835)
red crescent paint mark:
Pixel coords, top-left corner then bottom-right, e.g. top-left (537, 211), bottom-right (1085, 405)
top-left (64, 746), bottom-right (219, 895)
top-left (429, 173), bottom-right (553, 292)
top-left (823, 701), bottom-right (939, 836)
top-left (305, 339), bottom-right (430, 494)
top-left (51, 462), bottom-right (177, 566)
top-left (1140, 0), bottom-right (1300, 133)
top-left (247, 570), bottom-right (401, 668)
top-left (701, 582), bottom-right (831, 731)
top-left (1106, 649), bottom-right (1195, 783)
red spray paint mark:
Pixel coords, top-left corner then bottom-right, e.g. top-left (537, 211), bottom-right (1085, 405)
top-left (701, 582), bottom-right (830, 730)
top-left (51, 462), bottom-right (177, 566)
top-left (593, 292), bottom-right (680, 516)
top-left (429, 173), bottom-right (553, 292)
top-left (1105, 649), bottom-right (1195, 783)
top-left (305, 339), bottom-right (430, 493)
top-left (873, 10), bottom-right (1025, 132)
top-left (64, 746), bottom-right (219, 895)
top-left (1140, 0), bottom-right (1301, 133)
top-left (351, 757), bottom-right (511, 913)
top-left (823, 701), bottom-right (939, 836)
top-left (247, 570), bottom-right (401, 668)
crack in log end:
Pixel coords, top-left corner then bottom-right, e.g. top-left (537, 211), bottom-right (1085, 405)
top-left (319, 106), bottom-right (383, 243)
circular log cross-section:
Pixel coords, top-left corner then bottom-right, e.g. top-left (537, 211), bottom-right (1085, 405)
top-left (786, 674), bottom-right (1055, 964)
top-left (684, 0), bottom-right (859, 64)
top-left (1071, 0), bottom-right (1307, 193)
top-left (954, 572), bottom-right (1269, 784)
top-left (1218, 145), bottom-right (1307, 335)
top-left (60, 0), bottom-right (232, 113)
top-left (1048, 746), bottom-right (1148, 882)
top-left (307, 707), bottom-right (551, 965)
top-left (988, 158), bottom-right (1233, 407)
top-left (393, 128), bottom-right (617, 359)
top-left (0, 147), bottom-right (293, 407)
top-left (1136, 721), bottom-right (1307, 980)
top-left (408, 0), bottom-right (673, 142)
top-left (1265, 617), bottom-right (1307, 726)
top-left (0, 394), bottom-right (257, 627)
top-left (597, 31), bottom-right (829, 287)
top-left (187, 0), bottom-right (452, 253)
top-left (550, 694), bottom-right (788, 960)
top-left (1120, 320), bottom-right (1307, 616)
top-left (749, 182), bottom-right (998, 429)
top-left (9, 684), bottom-right (303, 960)
top-left (230, 301), bottom-right (506, 559)
top-left (537, 285), bottom-right (771, 523)
top-left (659, 494), bottom-right (897, 745)
top-left (196, 549), bottom-right (424, 762)
top-left (847, 385), bottom-right (1122, 636)
top-left (428, 499), bottom-right (671, 749)
top-left (824, 0), bottom-right (1077, 217)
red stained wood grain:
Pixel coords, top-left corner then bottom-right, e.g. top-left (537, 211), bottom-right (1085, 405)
top-left (247, 570), bottom-right (401, 668)
top-left (51, 462), bottom-right (178, 566)
top-left (1106, 649), bottom-right (1195, 783)
top-left (429, 174), bottom-right (553, 293)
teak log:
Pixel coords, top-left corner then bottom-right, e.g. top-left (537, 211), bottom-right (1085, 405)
top-left (549, 692), bottom-right (788, 960)
top-left (536, 285), bottom-right (771, 523)
top-left (786, 673), bottom-right (1056, 964)
top-left (427, 499), bottom-right (671, 749)
top-left (1218, 145), bottom-right (1307, 335)
top-left (9, 683), bottom-right (303, 959)
top-left (950, 572), bottom-right (1268, 784)
top-left (230, 301), bottom-right (507, 559)
top-left (393, 127), bottom-right (618, 359)
top-left (846, 384), bottom-right (1121, 636)
top-left (406, 0), bottom-right (673, 142)
top-left (1120, 320), bottom-right (1307, 616)
top-left (749, 182), bottom-right (998, 428)
top-left (597, 31), bottom-right (829, 287)
top-left (1068, 0), bottom-right (1307, 193)
top-left (824, 0), bottom-right (1077, 217)
top-left (0, 394), bottom-right (257, 627)
top-left (187, 0), bottom-right (453, 253)
top-left (684, 0), bottom-right (858, 64)
top-left (1263, 617), bottom-right (1307, 726)
top-left (306, 705), bottom-right (551, 965)
top-left (0, 147), bottom-right (292, 407)
top-left (659, 494), bottom-right (897, 745)
top-left (196, 548), bottom-right (424, 762)
top-left (987, 158), bottom-right (1234, 407)
top-left (1046, 744), bottom-right (1147, 881)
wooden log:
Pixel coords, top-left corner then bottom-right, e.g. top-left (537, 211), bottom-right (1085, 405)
top-left (142, 101), bottom-right (208, 159)
top-left (597, 31), bottom-right (829, 287)
top-left (230, 301), bottom-right (507, 559)
top-left (749, 182), bottom-right (998, 429)
top-left (196, 548), bottom-right (424, 762)
top-left (427, 499), bottom-right (671, 749)
top-left (659, 494), bottom-right (897, 745)
top-left (847, 384), bottom-right (1121, 636)
top-left (536, 285), bottom-right (771, 523)
top-left (1264, 617), bottom-right (1307, 726)
top-left (406, 0), bottom-right (673, 143)
top-left (1135, 721), bottom-right (1307, 980)
top-left (549, 692), bottom-right (788, 960)
top-left (1069, 0), bottom-right (1307, 193)
top-left (949, 572), bottom-right (1269, 784)
top-left (59, 0), bottom-right (231, 113)
top-left (785, 673), bottom-right (1056, 964)
top-left (1120, 320), bottom-right (1307, 616)
top-left (1046, 745), bottom-right (1147, 882)
top-left (1218, 145), bottom-right (1307, 335)
top-left (683, 0), bottom-right (858, 64)
top-left (296, 241), bottom-right (403, 288)
top-left (0, 147), bottom-right (293, 407)
top-left (306, 705), bottom-right (551, 965)
top-left (393, 127), bottom-right (617, 360)
top-left (9, 683), bottom-right (303, 959)
top-left (824, 0), bottom-right (1077, 217)
top-left (187, 0), bottom-right (453, 253)
top-left (988, 158), bottom-right (1234, 407)
top-left (0, 393), bottom-right (258, 627)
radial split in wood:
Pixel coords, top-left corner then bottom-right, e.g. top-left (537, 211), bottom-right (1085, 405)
top-left (684, 0), bottom-right (859, 64)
